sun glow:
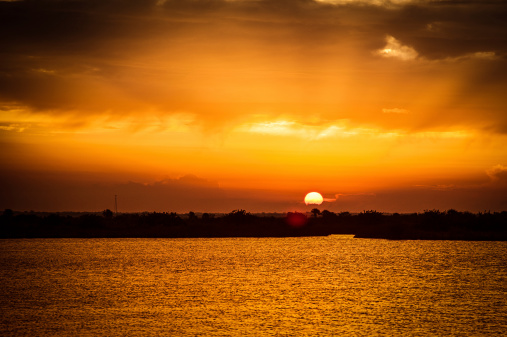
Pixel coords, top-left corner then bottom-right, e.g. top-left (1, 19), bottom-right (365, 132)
top-left (304, 192), bottom-right (324, 205)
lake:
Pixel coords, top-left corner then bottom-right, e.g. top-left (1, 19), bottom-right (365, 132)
top-left (1, 237), bottom-right (506, 336)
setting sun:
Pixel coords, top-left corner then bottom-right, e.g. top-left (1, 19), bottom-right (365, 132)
top-left (305, 192), bottom-right (324, 205)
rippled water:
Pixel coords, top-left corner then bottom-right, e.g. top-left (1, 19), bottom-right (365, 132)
top-left (1, 237), bottom-right (506, 336)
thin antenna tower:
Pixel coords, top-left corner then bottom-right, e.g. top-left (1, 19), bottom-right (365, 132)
top-left (114, 195), bottom-right (118, 215)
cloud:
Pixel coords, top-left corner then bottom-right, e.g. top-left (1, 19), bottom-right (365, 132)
top-left (413, 184), bottom-right (456, 191)
top-left (442, 51), bottom-right (498, 63)
top-left (2, 167), bottom-right (506, 213)
top-left (0, 123), bottom-right (26, 132)
top-left (382, 108), bottom-right (409, 114)
top-left (470, 52), bottom-right (497, 60)
top-left (316, 0), bottom-right (429, 5)
top-left (487, 165), bottom-right (507, 184)
top-left (238, 120), bottom-right (381, 139)
top-left (0, 171), bottom-right (223, 212)
top-left (240, 120), bottom-right (342, 139)
top-left (1, 0), bottom-right (507, 134)
top-left (376, 35), bottom-right (418, 60)
top-left (330, 186), bottom-right (507, 213)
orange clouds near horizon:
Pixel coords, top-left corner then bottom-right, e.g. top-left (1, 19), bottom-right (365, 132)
top-left (1, 0), bottom-right (507, 212)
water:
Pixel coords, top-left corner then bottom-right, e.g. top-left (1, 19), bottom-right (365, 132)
top-left (1, 237), bottom-right (506, 336)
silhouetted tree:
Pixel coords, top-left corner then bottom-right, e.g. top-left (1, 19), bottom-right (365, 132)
top-left (79, 214), bottom-right (104, 228)
top-left (167, 212), bottom-right (184, 226)
top-left (43, 214), bottom-right (64, 227)
top-left (420, 209), bottom-right (444, 231)
top-left (359, 210), bottom-right (382, 218)
top-left (230, 209), bottom-right (247, 216)
top-left (102, 209), bottom-right (113, 218)
top-left (3, 209), bottom-right (13, 219)
top-left (321, 210), bottom-right (337, 220)
top-left (1, 209), bottom-right (14, 227)
top-left (188, 211), bottom-right (197, 221)
top-left (338, 211), bottom-right (351, 218)
top-left (311, 208), bottom-right (321, 218)
top-left (223, 209), bottom-right (255, 224)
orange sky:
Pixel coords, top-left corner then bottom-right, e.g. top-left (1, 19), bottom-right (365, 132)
top-left (1, 0), bottom-right (507, 212)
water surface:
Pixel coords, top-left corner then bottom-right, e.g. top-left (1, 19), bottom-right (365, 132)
top-left (1, 237), bottom-right (506, 336)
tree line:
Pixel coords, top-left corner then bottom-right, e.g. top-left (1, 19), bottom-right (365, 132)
top-left (1, 208), bottom-right (506, 240)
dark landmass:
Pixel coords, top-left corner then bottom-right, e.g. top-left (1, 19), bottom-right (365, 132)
top-left (1, 209), bottom-right (506, 240)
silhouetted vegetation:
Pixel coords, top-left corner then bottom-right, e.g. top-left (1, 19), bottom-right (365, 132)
top-left (311, 208), bottom-right (321, 218)
top-left (1, 208), bottom-right (506, 240)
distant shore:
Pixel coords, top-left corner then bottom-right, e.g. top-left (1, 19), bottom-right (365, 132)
top-left (1, 209), bottom-right (506, 240)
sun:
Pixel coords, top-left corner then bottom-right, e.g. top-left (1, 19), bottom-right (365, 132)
top-left (304, 192), bottom-right (323, 205)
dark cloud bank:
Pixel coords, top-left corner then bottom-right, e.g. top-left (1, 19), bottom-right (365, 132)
top-left (1, 0), bottom-right (507, 131)
top-left (1, 170), bottom-right (506, 213)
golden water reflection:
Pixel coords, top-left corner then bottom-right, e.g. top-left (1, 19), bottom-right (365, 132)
top-left (0, 237), bottom-right (506, 335)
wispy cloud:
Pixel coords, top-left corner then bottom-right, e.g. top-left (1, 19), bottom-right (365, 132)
top-left (443, 51), bottom-right (498, 63)
top-left (238, 118), bottom-right (476, 141)
top-left (239, 120), bottom-right (370, 140)
top-left (316, 0), bottom-right (429, 6)
top-left (382, 108), bottom-right (409, 114)
top-left (0, 123), bottom-right (26, 132)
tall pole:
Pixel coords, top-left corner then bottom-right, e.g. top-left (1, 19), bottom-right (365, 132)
top-left (115, 195), bottom-right (118, 215)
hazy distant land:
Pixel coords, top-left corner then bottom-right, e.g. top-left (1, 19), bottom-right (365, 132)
top-left (1, 209), bottom-right (506, 241)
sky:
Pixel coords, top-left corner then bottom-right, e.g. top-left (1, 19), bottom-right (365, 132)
top-left (1, 0), bottom-right (507, 213)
